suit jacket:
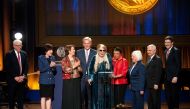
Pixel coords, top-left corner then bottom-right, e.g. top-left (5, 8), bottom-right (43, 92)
top-left (164, 47), bottom-right (181, 81)
top-left (5, 50), bottom-right (28, 84)
top-left (76, 48), bottom-right (96, 78)
top-left (129, 61), bottom-right (145, 91)
top-left (145, 55), bottom-right (163, 89)
top-left (38, 55), bottom-right (56, 84)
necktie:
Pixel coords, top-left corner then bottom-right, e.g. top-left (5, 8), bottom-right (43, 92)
top-left (85, 50), bottom-right (89, 63)
top-left (17, 52), bottom-right (22, 74)
top-left (147, 57), bottom-right (151, 64)
top-left (166, 49), bottom-right (170, 60)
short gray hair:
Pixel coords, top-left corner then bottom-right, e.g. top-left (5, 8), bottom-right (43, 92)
top-left (147, 44), bottom-right (156, 51)
top-left (82, 36), bottom-right (92, 42)
top-left (132, 50), bottom-right (143, 61)
top-left (13, 39), bottom-right (22, 45)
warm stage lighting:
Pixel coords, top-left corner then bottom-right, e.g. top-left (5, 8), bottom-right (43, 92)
top-left (27, 71), bottom-right (40, 90)
top-left (14, 32), bottom-right (23, 40)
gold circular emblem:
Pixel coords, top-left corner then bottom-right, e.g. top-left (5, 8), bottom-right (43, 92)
top-left (108, 0), bottom-right (158, 15)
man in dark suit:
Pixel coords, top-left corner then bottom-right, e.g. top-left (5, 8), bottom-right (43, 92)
top-left (145, 44), bottom-right (163, 109)
top-left (5, 40), bottom-right (28, 109)
top-left (76, 37), bottom-right (96, 109)
top-left (164, 36), bottom-right (181, 109)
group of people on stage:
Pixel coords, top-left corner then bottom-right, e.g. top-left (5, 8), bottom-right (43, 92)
top-left (5, 35), bottom-right (181, 109)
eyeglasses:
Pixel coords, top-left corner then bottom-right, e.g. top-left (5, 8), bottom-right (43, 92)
top-left (14, 45), bottom-right (22, 47)
top-left (99, 49), bottom-right (106, 52)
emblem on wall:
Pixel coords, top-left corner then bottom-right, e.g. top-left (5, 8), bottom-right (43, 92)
top-left (56, 46), bottom-right (65, 58)
top-left (108, 0), bottom-right (158, 15)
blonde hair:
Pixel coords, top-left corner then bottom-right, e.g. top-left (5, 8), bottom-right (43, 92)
top-left (97, 44), bottom-right (107, 51)
top-left (94, 44), bottom-right (110, 73)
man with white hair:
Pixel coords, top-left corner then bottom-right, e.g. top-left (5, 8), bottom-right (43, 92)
top-left (5, 39), bottom-right (28, 109)
top-left (129, 50), bottom-right (145, 109)
top-left (76, 37), bottom-right (96, 109)
top-left (146, 44), bottom-right (163, 109)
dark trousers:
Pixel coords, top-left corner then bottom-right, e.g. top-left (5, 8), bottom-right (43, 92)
top-left (131, 90), bottom-right (144, 109)
top-left (8, 83), bottom-right (25, 109)
top-left (164, 81), bottom-right (179, 109)
top-left (147, 88), bottom-right (161, 109)
top-left (81, 77), bottom-right (91, 109)
top-left (113, 84), bottom-right (127, 106)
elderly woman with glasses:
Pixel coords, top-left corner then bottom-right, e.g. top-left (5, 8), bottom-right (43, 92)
top-left (88, 44), bottom-right (113, 109)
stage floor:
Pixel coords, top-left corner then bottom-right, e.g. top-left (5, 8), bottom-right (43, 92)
top-left (0, 103), bottom-right (190, 109)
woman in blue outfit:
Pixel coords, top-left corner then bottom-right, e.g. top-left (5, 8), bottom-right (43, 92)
top-left (88, 44), bottom-right (113, 109)
top-left (129, 50), bottom-right (145, 109)
top-left (38, 43), bottom-right (56, 109)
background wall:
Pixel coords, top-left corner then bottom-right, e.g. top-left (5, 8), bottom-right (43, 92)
top-left (41, 0), bottom-right (190, 36)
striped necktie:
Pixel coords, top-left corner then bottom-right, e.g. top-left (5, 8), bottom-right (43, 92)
top-left (17, 52), bottom-right (22, 74)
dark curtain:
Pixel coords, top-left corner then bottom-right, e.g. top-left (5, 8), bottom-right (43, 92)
top-left (44, 0), bottom-right (190, 36)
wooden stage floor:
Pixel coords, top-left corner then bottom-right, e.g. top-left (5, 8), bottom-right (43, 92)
top-left (0, 102), bottom-right (190, 109)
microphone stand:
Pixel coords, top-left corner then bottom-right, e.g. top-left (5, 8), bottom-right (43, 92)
top-left (103, 61), bottom-right (106, 109)
top-left (103, 61), bottom-right (110, 109)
